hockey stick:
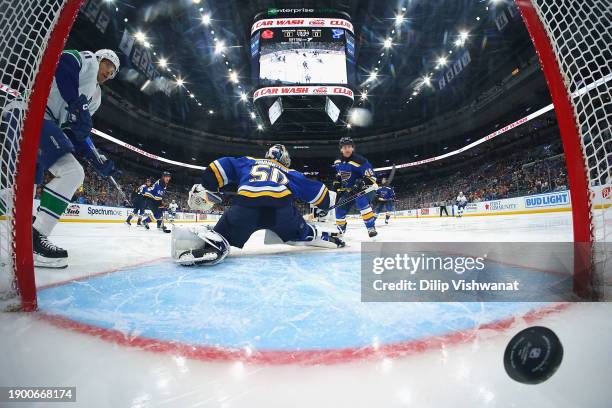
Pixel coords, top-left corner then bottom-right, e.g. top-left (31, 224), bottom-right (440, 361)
top-left (327, 184), bottom-right (377, 212)
top-left (385, 164), bottom-right (397, 186)
top-left (89, 147), bottom-right (128, 202)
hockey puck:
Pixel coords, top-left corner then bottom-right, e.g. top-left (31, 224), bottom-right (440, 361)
top-left (504, 326), bottom-right (563, 384)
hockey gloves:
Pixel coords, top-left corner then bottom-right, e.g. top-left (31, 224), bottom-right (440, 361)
top-left (66, 94), bottom-right (93, 141)
top-left (188, 184), bottom-right (223, 211)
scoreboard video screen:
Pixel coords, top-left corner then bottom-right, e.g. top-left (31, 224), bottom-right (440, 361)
top-left (251, 15), bottom-right (356, 87)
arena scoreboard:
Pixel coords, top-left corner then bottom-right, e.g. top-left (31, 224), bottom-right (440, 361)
top-left (250, 9), bottom-right (356, 129)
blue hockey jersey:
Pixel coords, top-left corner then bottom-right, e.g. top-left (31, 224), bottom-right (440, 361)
top-left (136, 184), bottom-right (148, 195)
top-left (333, 153), bottom-right (377, 191)
top-left (377, 186), bottom-right (395, 201)
top-left (143, 180), bottom-right (167, 201)
top-left (202, 156), bottom-right (330, 209)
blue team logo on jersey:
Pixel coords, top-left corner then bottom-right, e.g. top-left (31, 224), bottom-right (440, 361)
top-left (339, 171), bottom-right (352, 182)
top-left (332, 29), bottom-right (345, 39)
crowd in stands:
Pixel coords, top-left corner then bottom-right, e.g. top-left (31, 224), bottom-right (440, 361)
top-left (46, 123), bottom-right (570, 214)
top-left (70, 166), bottom-right (190, 211)
top-left (392, 142), bottom-right (568, 210)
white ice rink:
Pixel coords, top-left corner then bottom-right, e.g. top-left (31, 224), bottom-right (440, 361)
top-left (259, 49), bottom-right (347, 84)
top-left (1, 212), bottom-right (611, 407)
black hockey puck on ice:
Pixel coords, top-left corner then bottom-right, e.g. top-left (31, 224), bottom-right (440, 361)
top-left (504, 326), bottom-right (563, 384)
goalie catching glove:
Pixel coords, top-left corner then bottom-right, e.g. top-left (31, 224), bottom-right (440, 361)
top-left (172, 225), bottom-right (230, 266)
top-left (188, 184), bottom-right (223, 211)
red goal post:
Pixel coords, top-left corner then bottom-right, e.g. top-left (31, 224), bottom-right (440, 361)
top-left (0, 0), bottom-right (84, 311)
top-left (516, 0), bottom-right (611, 298)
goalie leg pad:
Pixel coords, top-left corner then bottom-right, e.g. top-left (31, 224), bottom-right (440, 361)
top-left (285, 223), bottom-right (345, 249)
top-left (172, 226), bottom-right (230, 266)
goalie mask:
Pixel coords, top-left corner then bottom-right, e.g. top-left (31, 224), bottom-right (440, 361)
top-left (265, 144), bottom-right (291, 167)
top-left (172, 226), bottom-right (230, 266)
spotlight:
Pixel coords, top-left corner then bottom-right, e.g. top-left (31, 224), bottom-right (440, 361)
top-left (240, 92), bottom-right (248, 102)
top-left (250, 112), bottom-right (256, 119)
top-left (437, 56), bottom-right (448, 66)
top-left (176, 78), bottom-right (185, 86)
top-left (368, 71), bottom-right (377, 81)
top-left (257, 124), bottom-right (263, 130)
top-left (215, 41), bottom-right (226, 54)
top-left (134, 31), bottom-right (146, 43)
top-left (201, 14), bottom-right (211, 25)
top-left (158, 58), bottom-right (168, 67)
top-left (229, 71), bottom-right (239, 83)
top-left (360, 91), bottom-right (368, 100)
top-left (383, 38), bottom-right (393, 49)
top-left (394, 14), bottom-right (404, 25)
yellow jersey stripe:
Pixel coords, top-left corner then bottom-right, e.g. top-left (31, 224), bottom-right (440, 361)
top-left (238, 190), bottom-right (292, 199)
top-left (209, 162), bottom-right (224, 188)
top-left (313, 187), bottom-right (329, 206)
top-left (362, 211), bottom-right (376, 220)
top-left (348, 161), bottom-right (361, 167)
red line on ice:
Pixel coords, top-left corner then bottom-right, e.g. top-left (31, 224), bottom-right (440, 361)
top-left (36, 303), bottom-right (570, 365)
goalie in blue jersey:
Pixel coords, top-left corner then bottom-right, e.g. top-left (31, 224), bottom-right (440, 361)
top-left (172, 144), bottom-right (344, 266)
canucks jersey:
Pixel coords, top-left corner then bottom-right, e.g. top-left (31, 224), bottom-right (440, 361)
top-left (202, 156), bottom-right (330, 209)
top-left (333, 153), bottom-right (377, 191)
top-left (45, 50), bottom-right (102, 125)
top-left (143, 180), bottom-right (167, 201)
top-left (377, 186), bottom-right (395, 201)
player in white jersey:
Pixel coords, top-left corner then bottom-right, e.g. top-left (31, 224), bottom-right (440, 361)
top-left (167, 200), bottom-right (179, 223)
top-left (456, 191), bottom-right (468, 217)
top-left (31, 49), bottom-right (120, 267)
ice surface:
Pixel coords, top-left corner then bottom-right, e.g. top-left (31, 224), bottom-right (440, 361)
top-left (1, 213), bottom-right (611, 407)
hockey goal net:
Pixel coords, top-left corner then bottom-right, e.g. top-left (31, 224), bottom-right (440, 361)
top-left (0, 0), bottom-right (83, 311)
top-left (0, 0), bottom-right (610, 310)
top-left (516, 0), bottom-right (612, 298)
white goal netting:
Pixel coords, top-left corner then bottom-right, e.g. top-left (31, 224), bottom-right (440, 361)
top-left (528, 0), bottom-right (612, 296)
top-left (1, 0), bottom-right (72, 308)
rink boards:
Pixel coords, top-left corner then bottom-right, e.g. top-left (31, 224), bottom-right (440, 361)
top-left (2, 187), bottom-right (609, 223)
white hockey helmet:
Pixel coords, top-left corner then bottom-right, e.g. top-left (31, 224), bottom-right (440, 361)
top-left (94, 49), bottom-right (120, 78)
top-left (172, 226), bottom-right (230, 266)
top-left (265, 144), bottom-right (291, 167)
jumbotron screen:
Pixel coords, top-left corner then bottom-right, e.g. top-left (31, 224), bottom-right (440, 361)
top-left (251, 16), bottom-right (356, 86)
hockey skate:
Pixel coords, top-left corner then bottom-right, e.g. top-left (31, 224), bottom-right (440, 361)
top-left (33, 228), bottom-right (68, 268)
top-left (367, 226), bottom-right (378, 238)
